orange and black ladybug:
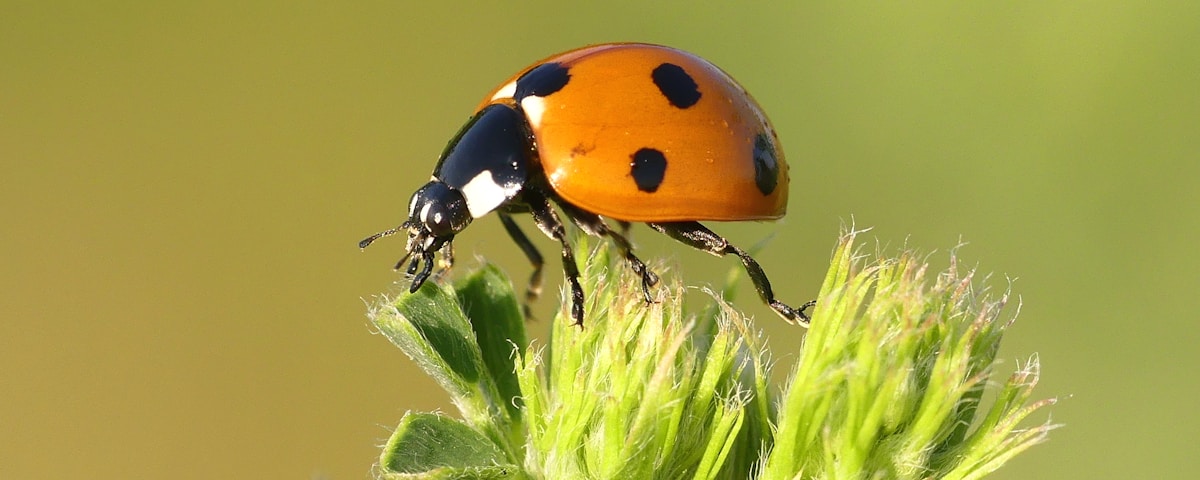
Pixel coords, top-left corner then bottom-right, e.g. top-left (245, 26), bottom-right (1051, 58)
top-left (361, 43), bottom-right (813, 326)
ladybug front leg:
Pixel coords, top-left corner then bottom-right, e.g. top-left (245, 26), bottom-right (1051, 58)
top-left (646, 222), bottom-right (815, 326)
top-left (432, 240), bottom-right (455, 283)
top-left (526, 197), bottom-right (587, 326)
top-left (498, 212), bottom-right (544, 320)
top-left (555, 201), bottom-right (659, 303)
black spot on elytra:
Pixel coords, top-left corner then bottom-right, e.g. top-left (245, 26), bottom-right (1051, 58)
top-left (651, 63), bottom-right (701, 108)
top-left (630, 148), bottom-right (668, 193)
top-left (514, 63), bottom-right (570, 100)
top-left (752, 133), bottom-right (779, 195)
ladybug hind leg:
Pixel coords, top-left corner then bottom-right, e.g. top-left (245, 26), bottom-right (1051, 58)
top-left (555, 201), bottom-right (659, 303)
top-left (646, 222), bottom-right (814, 327)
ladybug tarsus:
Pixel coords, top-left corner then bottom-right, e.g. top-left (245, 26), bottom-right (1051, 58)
top-left (771, 299), bottom-right (816, 326)
top-left (410, 252), bottom-right (437, 293)
top-left (647, 221), bottom-right (811, 327)
top-left (557, 200), bottom-right (660, 303)
top-left (610, 235), bottom-right (659, 304)
top-left (799, 300), bottom-right (817, 321)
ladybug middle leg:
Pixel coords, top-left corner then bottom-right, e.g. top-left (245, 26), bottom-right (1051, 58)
top-left (524, 195), bottom-right (587, 326)
top-left (497, 212), bottom-right (544, 320)
top-left (647, 222), bottom-right (814, 326)
top-left (615, 220), bottom-right (632, 238)
top-left (555, 201), bottom-right (659, 303)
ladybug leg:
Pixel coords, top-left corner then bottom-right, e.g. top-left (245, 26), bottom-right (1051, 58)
top-left (556, 202), bottom-right (659, 303)
top-left (432, 240), bottom-right (458, 285)
top-left (498, 212), bottom-right (544, 320)
top-left (605, 230), bottom-right (659, 304)
top-left (394, 251), bottom-right (416, 273)
top-left (647, 222), bottom-right (814, 326)
top-left (616, 220), bottom-right (633, 238)
top-left (442, 240), bottom-right (454, 269)
top-left (527, 197), bottom-right (586, 326)
top-left (409, 250), bottom-right (438, 293)
top-left (405, 234), bottom-right (450, 293)
top-left (432, 240), bottom-right (454, 282)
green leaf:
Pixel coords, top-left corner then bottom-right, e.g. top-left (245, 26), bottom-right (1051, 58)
top-left (368, 228), bottom-right (1055, 479)
top-left (369, 281), bottom-right (517, 458)
top-left (512, 239), bottom-right (777, 480)
top-left (379, 412), bottom-right (518, 479)
top-left (455, 265), bottom-right (528, 435)
top-left (374, 281), bottom-right (481, 386)
top-left (759, 230), bottom-right (1057, 480)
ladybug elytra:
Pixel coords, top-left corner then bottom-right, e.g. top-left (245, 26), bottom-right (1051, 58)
top-left (361, 43), bottom-right (813, 326)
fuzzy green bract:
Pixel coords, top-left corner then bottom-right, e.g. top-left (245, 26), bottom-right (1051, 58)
top-left (366, 230), bottom-right (1056, 479)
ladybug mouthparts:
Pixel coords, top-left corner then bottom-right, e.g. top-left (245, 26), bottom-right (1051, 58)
top-left (396, 223), bottom-right (446, 293)
top-left (358, 219), bottom-right (449, 295)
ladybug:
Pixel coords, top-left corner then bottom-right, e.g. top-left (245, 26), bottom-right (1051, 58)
top-left (360, 43), bottom-right (813, 326)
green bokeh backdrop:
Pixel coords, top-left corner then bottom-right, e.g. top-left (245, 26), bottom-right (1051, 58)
top-left (3, 2), bottom-right (1197, 478)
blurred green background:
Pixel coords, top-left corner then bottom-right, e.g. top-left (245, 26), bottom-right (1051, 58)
top-left (3, 1), bottom-right (1196, 478)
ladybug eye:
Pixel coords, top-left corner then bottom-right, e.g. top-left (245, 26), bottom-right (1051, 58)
top-left (422, 203), bottom-right (454, 234)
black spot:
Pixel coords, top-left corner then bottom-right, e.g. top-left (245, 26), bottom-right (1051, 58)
top-left (630, 148), bottom-right (668, 193)
top-left (651, 63), bottom-right (701, 108)
top-left (752, 133), bottom-right (779, 195)
top-left (514, 63), bottom-right (570, 100)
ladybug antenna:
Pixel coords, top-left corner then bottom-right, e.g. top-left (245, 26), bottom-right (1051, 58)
top-left (358, 221), bottom-right (414, 249)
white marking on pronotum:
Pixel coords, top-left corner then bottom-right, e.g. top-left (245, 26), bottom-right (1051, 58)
top-left (409, 192), bottom-right (420, 215)
top-left (492, 81), bottom-right (517, 101)
top-left (460, 171), bottom-right (517, 218)
top-left (521, 96), bottom-right (547, 129)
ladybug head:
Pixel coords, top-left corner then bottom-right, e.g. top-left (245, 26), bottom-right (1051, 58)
top-left (404, 181), bottom-right (472, 242)
top-left (359, 180), bottom-right (472, 290)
